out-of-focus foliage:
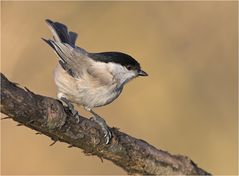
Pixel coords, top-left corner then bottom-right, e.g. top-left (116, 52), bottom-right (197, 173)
top-left (1, 1), bottom-right (237, 175)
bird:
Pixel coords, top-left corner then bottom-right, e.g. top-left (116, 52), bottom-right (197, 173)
top-left (42, 19), bottom-right (148, 144)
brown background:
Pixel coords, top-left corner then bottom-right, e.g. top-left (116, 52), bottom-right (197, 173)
top-left (1, 1), bottom-right (238, 175)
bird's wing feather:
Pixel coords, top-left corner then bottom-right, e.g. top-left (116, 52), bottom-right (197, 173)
top-left (86, 63), bottom-right (114, 86)
top-left (43, 39), bottom-right (91, 78)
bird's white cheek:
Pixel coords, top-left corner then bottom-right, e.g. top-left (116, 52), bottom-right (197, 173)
top-left (118, 71), bottom-right (136, 86)
top-left (106, 63), bottom-right (137, 85)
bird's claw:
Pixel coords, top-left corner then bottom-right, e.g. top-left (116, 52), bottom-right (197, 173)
top-left (103, 127), bottom-right (112, 144)
top-left (73, 113), bottom-right (80, 123)
top-left (90, 115), bottom-right (112, 144)
top-left (60, 97), bottom-right (80, 123)
top-left (67, 108), bottom-right (80, 123)
top-left (68, 105), bottom-right (80, 123)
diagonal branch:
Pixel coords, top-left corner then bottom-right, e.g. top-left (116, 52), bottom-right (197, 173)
top-left (0, 73), bottom-right (211, 175)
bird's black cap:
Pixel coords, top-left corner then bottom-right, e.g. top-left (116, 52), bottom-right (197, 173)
top-left (89, 52), bottom-right (141, 72)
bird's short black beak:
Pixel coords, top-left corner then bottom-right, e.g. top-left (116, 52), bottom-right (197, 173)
top-left (138, 70), bottom-right (148, 76)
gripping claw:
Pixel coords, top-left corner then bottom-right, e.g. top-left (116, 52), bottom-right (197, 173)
top-left (60, 97), bottom-right (80, 123)
top-left (89, 110), bottom-right (112, 144)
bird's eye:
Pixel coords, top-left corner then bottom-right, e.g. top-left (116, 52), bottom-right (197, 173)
top-left (126, 65), bottom-right (132, 70)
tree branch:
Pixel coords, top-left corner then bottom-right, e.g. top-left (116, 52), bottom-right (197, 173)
top-left (0, 73), bottom-right (210, 175)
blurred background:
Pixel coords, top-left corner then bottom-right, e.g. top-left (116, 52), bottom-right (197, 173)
top-left (1, 1), bottom-right (238, 175)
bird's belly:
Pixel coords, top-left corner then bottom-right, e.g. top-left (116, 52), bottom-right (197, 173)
top-left (54, 65), bottom-right (121, 109)
top-left (57, 81), bottom-right (121, 108)
top-left (80, 86), bottom-right (122, 108)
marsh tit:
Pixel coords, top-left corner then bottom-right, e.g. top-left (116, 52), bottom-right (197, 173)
top-left (42, 19), bottom-right (148, 144)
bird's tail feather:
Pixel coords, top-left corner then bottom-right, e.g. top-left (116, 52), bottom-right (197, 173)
top-left (42, 38), bottom-right (72, 64)
top-left (45, 19), bottom-right (77, 47)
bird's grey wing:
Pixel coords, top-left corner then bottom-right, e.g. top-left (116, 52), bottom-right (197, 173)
top-left (86, 63), bottom-right (114, 86)
top-left (43, 39), bottom-right (91, 78)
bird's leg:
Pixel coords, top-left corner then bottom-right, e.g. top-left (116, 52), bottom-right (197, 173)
top-left (88, 109), bottom-right (112, 144)
top-left (60, 97), bottom-right (80, 123)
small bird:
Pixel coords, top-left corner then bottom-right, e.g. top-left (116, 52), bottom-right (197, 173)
top-left (43, 19), bottom-right (148, 144)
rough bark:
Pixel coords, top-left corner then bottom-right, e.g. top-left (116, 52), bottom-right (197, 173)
top-left (0, 73), bottom-right (211, 175)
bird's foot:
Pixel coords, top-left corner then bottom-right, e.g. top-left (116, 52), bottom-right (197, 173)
top-left (60, 97), bottom-right (80, 123)
top-left (90, 111), bottom-right (112, 144)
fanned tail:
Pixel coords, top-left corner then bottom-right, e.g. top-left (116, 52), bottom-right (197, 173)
top-left (45, 19), bottom-right (77, 47)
